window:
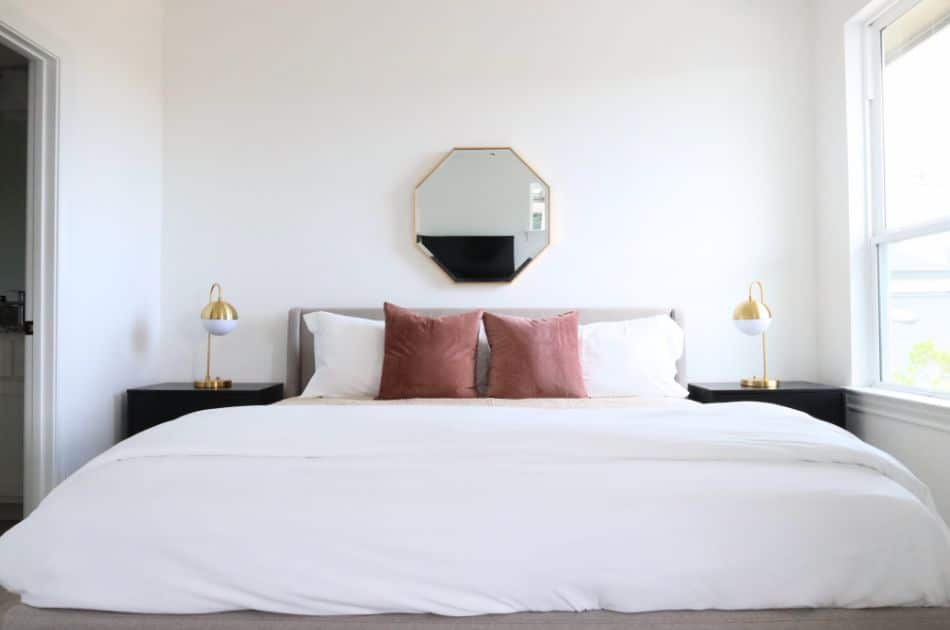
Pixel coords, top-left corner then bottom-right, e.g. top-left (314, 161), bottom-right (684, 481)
top-left (868, 0), bottom-right (950, 396)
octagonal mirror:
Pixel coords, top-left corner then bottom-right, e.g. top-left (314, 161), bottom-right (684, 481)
top-left (414, 147), bottom-right (550, 282)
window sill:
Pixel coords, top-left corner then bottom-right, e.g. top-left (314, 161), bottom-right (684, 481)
top-left (846, 386), bottom-right (950, 433)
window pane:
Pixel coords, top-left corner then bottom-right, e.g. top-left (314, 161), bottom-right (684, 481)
top-left (882, 0), bottom-right (950, 230)
top-left (881, 231), bottom-right (950, 393)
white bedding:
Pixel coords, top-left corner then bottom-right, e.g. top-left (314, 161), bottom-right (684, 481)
top-left (1, 400), bottom-right (949, 615)
top-left (277, 395), bottom-right (701, 409)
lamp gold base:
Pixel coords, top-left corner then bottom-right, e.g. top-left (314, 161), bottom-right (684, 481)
top-left (194, 378), bottom-right (232, 390)
top-left (741, 377), bottom-right (779, 389)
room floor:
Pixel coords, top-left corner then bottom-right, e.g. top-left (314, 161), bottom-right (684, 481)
top-left (0, 523), bottom-right (19, 610)
top-left (0, 518), bottom-right (19, 609)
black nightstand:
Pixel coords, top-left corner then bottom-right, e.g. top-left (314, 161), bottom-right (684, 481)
top-left (687, 382), bottom-right (846, 429)
top-left (126, 382), bottom-right (283, 437)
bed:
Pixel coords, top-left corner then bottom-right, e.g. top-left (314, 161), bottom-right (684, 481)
top-left (2, 307), bottom-right (950, 630)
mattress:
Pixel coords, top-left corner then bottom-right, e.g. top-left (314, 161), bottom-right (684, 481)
top-left (1, 398), bottom-right (948, 618)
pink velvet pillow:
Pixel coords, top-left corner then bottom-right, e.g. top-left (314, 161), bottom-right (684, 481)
top-left (483, 311), bottom-right (588, 399)
top-left (378, 303), bottom-right (483, 399)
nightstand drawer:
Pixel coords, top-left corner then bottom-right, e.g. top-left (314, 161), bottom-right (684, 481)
top-left (126, 382), bottom-right (283, 437)
top-left (688, 382), bottom-right (846, 429)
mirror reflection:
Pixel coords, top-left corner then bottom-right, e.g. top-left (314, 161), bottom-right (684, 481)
top-left (414, 148), bottom-right (550, 282)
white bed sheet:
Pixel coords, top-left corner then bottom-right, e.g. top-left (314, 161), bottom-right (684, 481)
top-left (1, 400), bottom-right (948, 616)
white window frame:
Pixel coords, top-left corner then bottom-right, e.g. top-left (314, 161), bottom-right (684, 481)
top-left (862, 0), bottom-right (950, 400)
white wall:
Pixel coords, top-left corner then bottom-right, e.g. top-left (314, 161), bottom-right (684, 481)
top-left (161, 0), bottom-right (820, 386)
top-left (0, 0), bottom-right (164, 478)
top-left (814, 0), bottom-right (869, 387)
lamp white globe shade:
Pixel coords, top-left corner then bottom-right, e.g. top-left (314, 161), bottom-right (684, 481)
top-left (734, 317), bottom-right (771, 336)
top-left (202, 318), bottom-right (238, 336)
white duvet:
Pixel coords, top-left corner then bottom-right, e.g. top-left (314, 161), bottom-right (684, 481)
top-left (1, 400), bottom-right (949, 615)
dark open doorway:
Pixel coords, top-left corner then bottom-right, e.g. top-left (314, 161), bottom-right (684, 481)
top-left (0, 41), bottom-right (28, 533)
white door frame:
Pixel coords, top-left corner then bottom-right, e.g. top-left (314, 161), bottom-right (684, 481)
top-left (0, 20), bottom-right (59, 514)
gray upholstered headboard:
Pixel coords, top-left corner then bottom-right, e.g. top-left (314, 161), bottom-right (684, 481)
top-left (285, 308), bottom-right (686, 398)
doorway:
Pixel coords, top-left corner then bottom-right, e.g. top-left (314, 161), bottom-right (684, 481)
top-left (0, 41), bottom-right (27, 532)
top-left (0, 20), bottom-right (58, 518)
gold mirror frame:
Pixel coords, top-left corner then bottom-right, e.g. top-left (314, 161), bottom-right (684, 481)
top-left (412, 147), bottom-right (552, 283)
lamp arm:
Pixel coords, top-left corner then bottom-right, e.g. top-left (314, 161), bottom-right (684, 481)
top-left (209, 282), bottom-right (223, 303)
top-left (748, 280), bottom-right (765, 304)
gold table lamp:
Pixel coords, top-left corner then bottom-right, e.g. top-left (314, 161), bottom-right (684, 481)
top-left (194, 283), bottom-right (238, 389)
top-left (732, 280), bottom-right (778, 389)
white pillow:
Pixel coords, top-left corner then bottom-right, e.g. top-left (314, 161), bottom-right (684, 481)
top-left (579, 315), bottom-right (687, 398)
top-left (300, 312), bottom-right (384, 398)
